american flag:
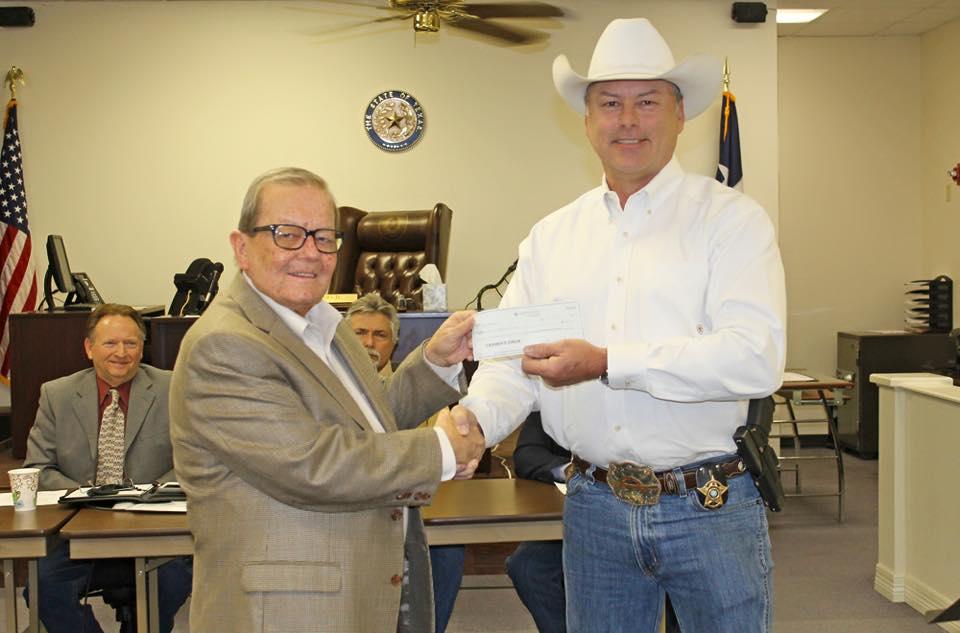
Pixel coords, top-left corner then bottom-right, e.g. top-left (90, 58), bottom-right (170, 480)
top-left (0, 99), bottom-right (39, 381)
top-left (715, 90), bottom-right (743, 190)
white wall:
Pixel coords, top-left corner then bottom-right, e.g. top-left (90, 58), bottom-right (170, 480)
top-left (0, 0), bottom-right (778, 312)
top-left (779, 19), bottom-right (960, 373)
top-left (920, 18), bottom-right (960, 309)
top-left (778, 36), bottom-right (926, 372)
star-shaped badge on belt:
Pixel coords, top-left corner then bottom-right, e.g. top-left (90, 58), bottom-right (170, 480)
top-left (697, 475), bottom-right (729, 509)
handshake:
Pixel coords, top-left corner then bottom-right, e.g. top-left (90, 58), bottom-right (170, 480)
top-left (421, 311), bottom-right (485, 479)
top-left (435, 405), bottom-right (486, 480)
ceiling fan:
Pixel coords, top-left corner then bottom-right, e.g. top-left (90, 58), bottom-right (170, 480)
top-left (314, 0), bottom-right (566, 45)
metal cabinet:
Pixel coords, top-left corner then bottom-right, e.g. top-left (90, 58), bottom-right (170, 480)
top-left (836, 331), bottom-right (955, 457)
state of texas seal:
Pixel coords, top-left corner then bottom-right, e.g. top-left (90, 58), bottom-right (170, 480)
top-left (364, 90), bottom-right (425, 152)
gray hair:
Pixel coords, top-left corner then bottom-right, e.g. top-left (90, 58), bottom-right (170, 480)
top-left (345, 292), bottom-right (400, 342)
top-left (238, 167), bottom-right (339, 233)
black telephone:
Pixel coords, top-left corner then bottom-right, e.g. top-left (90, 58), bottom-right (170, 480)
top-left (71, 272), bottom-right (104, 305)
top-left (169, 258), bottom-right (223, 316)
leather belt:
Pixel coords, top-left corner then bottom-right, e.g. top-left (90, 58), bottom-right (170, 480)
top-left (569, 455), bottom-right (746, 497)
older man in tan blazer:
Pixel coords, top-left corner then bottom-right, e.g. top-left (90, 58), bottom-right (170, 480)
top-left (170, 167), bottom-right (483, 633)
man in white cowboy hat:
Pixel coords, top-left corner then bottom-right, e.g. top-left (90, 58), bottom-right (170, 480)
top-left (445, 17), bottom-right (786, 633)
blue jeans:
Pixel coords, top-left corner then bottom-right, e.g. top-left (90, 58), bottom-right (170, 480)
top-left (563, 458), bottom-right (773, 633)
top-left (430, 544), bottom-right (465, 633)
top-left (507, 540), bottom-right (566, 633)
top-left (506, 541), bottom-right (683, 633)
top-left (24, 541), bottom-right (192, 633)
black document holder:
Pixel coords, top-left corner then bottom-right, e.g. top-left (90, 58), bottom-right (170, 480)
top-left (905, 275), bottom-right (953, 334)
top-left (58, 482), bottom-right (186, 507)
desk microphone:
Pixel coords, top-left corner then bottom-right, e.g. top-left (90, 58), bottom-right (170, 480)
top-left (198, 263), bottom-right (224, 312)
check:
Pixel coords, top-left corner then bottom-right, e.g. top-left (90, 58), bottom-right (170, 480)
top-left (473, 301), bottom-right (584, 360)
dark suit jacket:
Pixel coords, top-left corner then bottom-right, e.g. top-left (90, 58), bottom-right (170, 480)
top-left (23, 365), bottom-right (175, 490)
top-left (170, 274), bottom-right (464, 633)
top-left (513, 412), bottom-right (570, 484)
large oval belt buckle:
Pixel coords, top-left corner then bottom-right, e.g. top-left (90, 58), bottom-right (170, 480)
top-left (695, 464), bottom-right (729, 510)
top-left (608, 461), bottom-right (661, 506)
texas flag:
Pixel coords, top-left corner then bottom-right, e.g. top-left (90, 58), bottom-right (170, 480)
top-left (715, 90), bottom-right (743, 190)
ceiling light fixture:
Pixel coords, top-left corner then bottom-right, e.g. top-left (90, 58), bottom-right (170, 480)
top-left (776, 9), bottom-right (828, 24)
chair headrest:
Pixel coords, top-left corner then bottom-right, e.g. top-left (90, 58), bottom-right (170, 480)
top-left (356, 211), bottom-right (433, 252)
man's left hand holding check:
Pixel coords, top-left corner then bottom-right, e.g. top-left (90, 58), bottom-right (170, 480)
top-left (521, 339), bottom-right (608, 387)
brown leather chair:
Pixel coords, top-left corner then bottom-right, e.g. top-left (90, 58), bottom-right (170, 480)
top-left (331, 203), bottom-right (452, 310)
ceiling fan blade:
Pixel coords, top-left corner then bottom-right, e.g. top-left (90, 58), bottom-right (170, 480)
top-left (445, 15), bottom-right (546, 44)
top-left (309, 12), bottom-right (413, 37)
top-left (457, 2), bottom-right (564, 19)
top-left (300, 0), bottom-right (391, 9)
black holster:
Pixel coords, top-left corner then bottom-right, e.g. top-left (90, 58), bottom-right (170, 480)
top-left (733, 396), bottom-right (785, 512)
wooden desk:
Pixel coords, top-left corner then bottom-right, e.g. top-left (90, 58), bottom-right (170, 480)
top-left (0, 506), bottom-right (77, 633)
top-left (776, 370), bottom-right (854, 522)
top-left (423, 478), bottom-right (564, 545)
top-left (147, 316), bottom-right (197, 370)
top-left (62, 510), bottom-right (192, 633)
top-left (780, 372), bottom-right (854, 402)
top-left (60, 478), bottom-right (562, 632)
top-left (9, 312), bottom-right (90, 458)
top-left (9, 311), bottom-right (450, 458)
top-left (61, 481), bottom-right (566, 556)
top-left (8, 313), bottom-right (190, 458)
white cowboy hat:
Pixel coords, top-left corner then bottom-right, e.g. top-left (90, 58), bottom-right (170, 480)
top-left (553, 18), bottom-right (722, 119)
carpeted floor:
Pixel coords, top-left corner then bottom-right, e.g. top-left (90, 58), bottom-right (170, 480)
top-left (442, 451), bottom-right (939, 633)
top-left (0, 447), bottom-right (941, 632)
top-left (767, 449), bottom-right (935, 633)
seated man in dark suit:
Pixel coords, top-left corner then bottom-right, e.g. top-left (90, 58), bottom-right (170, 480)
top-left (347, 292), bottom-right (466, 633)
top-left (23, 303), bottom-right (192, 633)
top-left (508, 413), bottom-right (681, 633)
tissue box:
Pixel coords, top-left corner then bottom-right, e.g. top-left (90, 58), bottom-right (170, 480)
top-left (423, 284), bottom-right (447, 312)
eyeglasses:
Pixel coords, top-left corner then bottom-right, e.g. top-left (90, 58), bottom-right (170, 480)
top-left (251, 224), bottom-right (343, 254)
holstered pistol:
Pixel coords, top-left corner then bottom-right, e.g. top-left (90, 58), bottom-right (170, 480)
top-left (607, 461), bottom-right (661, 506)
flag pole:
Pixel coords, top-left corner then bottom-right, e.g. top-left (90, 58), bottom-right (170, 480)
top-left (722, 58), bottom-right (730, 93)
top-left (5, 66), bottom-right (25, 99)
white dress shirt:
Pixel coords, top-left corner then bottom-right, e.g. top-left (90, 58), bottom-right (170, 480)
top-left (245, 275), bottom-right (459, 480)
top-left (463, 158), bottom-right (786, 471)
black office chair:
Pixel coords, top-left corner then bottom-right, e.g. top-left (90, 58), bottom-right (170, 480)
top-left (169, 257), bottom-right (224, 316)
top-left (88, 560), bottom-right (138, 633)
top-left (101, 586), bottom-right (137, 633)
